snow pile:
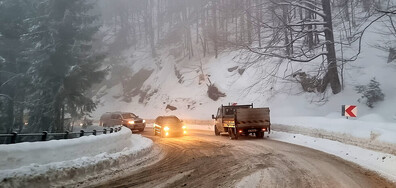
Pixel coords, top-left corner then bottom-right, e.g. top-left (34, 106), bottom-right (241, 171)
top-left (272, 116), bottom-right (396, 144)
top-left (0, 128), bottom-right (153, 187)
top-left (0, 127), bottom-right (131, 170)
top-left (270, 131), bottom-right (396, 182)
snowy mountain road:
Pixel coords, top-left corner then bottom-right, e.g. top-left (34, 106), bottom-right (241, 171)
top-left (95, 128), bottom-right (395, 188)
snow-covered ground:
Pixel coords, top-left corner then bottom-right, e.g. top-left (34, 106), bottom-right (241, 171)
top-left (0, 127), bottom-right (153, 187)
top-left (0, 127), bottom-right (129, 170)
top-left (272, 116), bottom-right (396, 144)
top-left (184, 124), bottom-right (396, 183)
top-left (269, 131), bottom-right (396, 183)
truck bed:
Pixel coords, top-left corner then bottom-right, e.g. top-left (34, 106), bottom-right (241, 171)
top-left (235, 108), bottom-right (270, 128)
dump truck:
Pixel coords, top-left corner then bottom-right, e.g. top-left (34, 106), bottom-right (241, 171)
top-left (212, 104), bottom-right (270, 140)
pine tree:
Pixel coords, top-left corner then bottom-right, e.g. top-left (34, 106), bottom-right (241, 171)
top-left (355, 78), bottom-right (385, 108)
top-left (0, 0), bottom-right (32, 134)
top-left (25, 0), bottom-right (106, 132)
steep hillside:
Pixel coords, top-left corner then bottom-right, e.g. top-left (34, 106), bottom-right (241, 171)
top-left (92, 19), bottom-right (396, 122)
top-left (92, 1), bottom-right (396, 123)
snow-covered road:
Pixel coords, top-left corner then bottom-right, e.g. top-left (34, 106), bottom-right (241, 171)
top-left (95, 128), bottom-right (396, 188)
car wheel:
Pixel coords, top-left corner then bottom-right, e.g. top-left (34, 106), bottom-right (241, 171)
top-left (214, 126), bottom-right (220, 136)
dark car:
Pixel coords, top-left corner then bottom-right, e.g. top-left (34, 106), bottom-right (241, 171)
top-left (153, 116), bottom-right (186, 137)
top-left (100, 112), bottom-right (146, 131)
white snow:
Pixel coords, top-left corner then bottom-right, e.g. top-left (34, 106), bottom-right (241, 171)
top-left (0, 127), bottom-right (131, 170)
top-left (0, 127), bottom-right (153, 187)
top-left (186, 124), bottom-right (396, 182)
top-left (270, 131), bottom-right (396, 182)
top-left (184, 124), bottom-right (396, 183)
top-left (272, 116), bottom-right (396, 144)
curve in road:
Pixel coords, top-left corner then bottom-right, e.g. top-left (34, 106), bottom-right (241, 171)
top-left (95, 128), bottom-right (395, 188)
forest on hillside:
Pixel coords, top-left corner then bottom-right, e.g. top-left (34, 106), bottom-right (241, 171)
top-left (0, 0), bottom-right (395, 135)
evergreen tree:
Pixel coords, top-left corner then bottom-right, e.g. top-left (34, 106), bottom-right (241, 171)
top-left (25, 0), bottom-right (106, 132)
top-left (355, 78), bottom-right (385, 108)
top-left (0, 0), bottom-right (32, 134)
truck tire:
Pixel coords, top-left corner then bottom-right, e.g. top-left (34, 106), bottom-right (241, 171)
top-left (256, 131), bottom-right (264, 138)
top-left (229, 129), bottom-right (238, 140)
top-left (214, 126), bottom-right (220, 136)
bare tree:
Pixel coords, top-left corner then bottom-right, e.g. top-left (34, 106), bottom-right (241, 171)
top-left (241, 0), bottom-right (342, 94)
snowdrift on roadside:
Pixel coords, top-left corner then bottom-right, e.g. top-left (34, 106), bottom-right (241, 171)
top-left (0, 128), bottom-right (153, 187)
top-left (269, 131), bottom-right (396, 182)
top-left (0, 127), bottom-right (132, 170)
top-left (272, 116), bottom-right (396, 144)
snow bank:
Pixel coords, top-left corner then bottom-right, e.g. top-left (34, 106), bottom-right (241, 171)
top-left (271, 116), bottom-right (396, 155)
top-left (0, 128), bottom-right (153, 188)
top-left (272, 116), bottom-right (396, 144)
top-left (270, 131), bottom-right (396, 182)
top-left (186, 121), bottom-right (396, 156)
top-left (0, 127), bottom-right (131, 170)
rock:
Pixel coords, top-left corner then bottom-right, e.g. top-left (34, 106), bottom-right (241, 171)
top-left (228, 66), bottom-right (238, 72)
top-left (166, 104), bottom-right (177, 111)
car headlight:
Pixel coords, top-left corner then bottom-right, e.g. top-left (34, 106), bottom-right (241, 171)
top-left (128, 121), bottom-right (134, 124)
top-left (143, 120), bottom-right (146, 123)
top-left (182, 126), bottom-right (186, 129)
top-left (164, 126), bottom-right (170, 131)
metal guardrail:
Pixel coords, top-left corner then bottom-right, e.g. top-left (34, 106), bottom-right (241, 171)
top-left (0, 126), bottom-right (122, 144)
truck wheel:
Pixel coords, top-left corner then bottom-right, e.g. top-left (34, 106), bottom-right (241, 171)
top-left (214, 126), bottom-right (220, 136)
top-left (256, 132), bottom-right (264, 138)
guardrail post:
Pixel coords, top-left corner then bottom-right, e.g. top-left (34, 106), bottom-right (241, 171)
top-left (110, 128), bottom-right (113, 133)
top-left (80, 130), bottom-right (85, 137)
top-left (42, 131), bottom-right (48, 141)
top-left (64, 131), bottom-right (69, 139)
top-left (11, 132), bottom-right (17, 144)
top-left (93, 130), bottom-right (96, 136)
top-left (103, 129), bottom-right (107, 134)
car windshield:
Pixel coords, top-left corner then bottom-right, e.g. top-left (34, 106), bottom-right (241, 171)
top-left (122, 113), bottom-right (136, 119)
top-left (159, 117), bottom-right (181, 126)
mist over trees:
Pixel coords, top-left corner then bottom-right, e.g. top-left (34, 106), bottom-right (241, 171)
top-left (0, 0), bottom-right (106, 134)
top-left (1, 0), bottom-right (395, 133)
top-left (100, 0), bottom-right (395, 94)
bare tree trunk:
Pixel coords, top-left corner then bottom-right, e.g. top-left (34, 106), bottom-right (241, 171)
top-left (283, 5), bottom-right (291, 56)
top-left (256, 0), bottom-right (262, 48)
top-left (306, 2), bottom-right (314, 49)
top-left (212, 0), bottom-right (218, 58)
top-left (247, 0), bottom-right (252, 44)
top-left (322, 0), bottom-right (341, 94)
top-left (145, 0), bottom-right (156, 57)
